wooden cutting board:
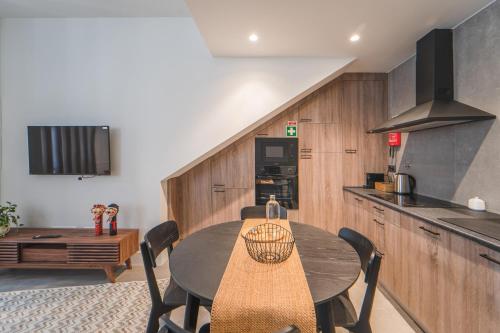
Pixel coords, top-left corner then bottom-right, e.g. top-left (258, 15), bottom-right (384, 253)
top-left (375, 181), bottom-right (394, 193)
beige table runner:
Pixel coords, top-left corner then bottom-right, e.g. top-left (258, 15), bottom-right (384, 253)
top-left (210, 218), bottom-right (316, 333)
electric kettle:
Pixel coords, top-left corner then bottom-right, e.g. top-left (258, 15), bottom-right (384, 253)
top-left (393, 173), bottom-right (416, 194)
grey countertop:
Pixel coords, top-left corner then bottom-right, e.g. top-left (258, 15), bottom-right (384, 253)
top-left (343, 187), bottom-right (500, 252)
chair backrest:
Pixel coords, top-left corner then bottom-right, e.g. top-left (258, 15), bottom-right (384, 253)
top-left (240, 205), bottom-right (288, 220)
top-left (144, 220), bottom-right (179, 267)
top-left (141, 221), bottom-right (180, 309)
top-left (338, 227), bottom-right (382, 327)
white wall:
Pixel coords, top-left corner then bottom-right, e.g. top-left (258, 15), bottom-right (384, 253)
top-left (0, 18), bottom-right (351, 233)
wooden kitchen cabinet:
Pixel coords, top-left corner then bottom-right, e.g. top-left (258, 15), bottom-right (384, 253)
top-left (343, 192), bottom-right (368, 233)
top-left (342, 153), bottom-right (364, 187)
top-left (342, 80), bottom-right (365, 152)
top-left (255, 107), bottom-right (299, 138)
top-left (341, 78), bottom-right (387, 178)
top-left (299, 123), bottom-right (342, 153)
top-left (166, 72), bottom-right (388, 241)
top-left (381, 210), bottom-right (402, 294)
top-left (210, 138), bottom-right (254, 188)
top-left (298, 81), bottom-right (341, 124)
top-left (361, 80), bottom-right (387, 174)
top-left (299, 153), bottom-right (343, 233)
top-left (348, 194), bottom-right (500, 333)
top-left (442, 232), bottom-right (500, 333)
top-left (212, 188), bottom-right (254, 225)
top-left (179, 160), bottom-right (213, 236)
top-left (403, 215), bottom-right (447, 333)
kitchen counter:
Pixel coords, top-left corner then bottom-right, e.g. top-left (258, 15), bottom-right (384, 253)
top-left (344, 187), bottom-right (500, 252)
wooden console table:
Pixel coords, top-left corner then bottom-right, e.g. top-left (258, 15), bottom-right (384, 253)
top-left (0, 228), bottom-right (139, 283)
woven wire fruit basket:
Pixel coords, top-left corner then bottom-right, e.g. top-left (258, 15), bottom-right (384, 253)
top-left (242, 223), bottom-right (295, 264)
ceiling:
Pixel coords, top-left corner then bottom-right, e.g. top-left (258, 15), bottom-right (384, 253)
top-left (0, 0), bottom-right (191, 17)
top-left (186, 0), bottom-right (494, 71)
top-left (0, 0), bottom-right (494, 72)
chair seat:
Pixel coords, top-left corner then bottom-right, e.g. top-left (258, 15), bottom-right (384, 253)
top-left (163, 277), bottom-right (212, 308)
top-left (331, 294), bottom-right (358, 327)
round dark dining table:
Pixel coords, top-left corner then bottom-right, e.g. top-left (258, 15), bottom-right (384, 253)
top-left (169, 221), bottom-right (361, 333)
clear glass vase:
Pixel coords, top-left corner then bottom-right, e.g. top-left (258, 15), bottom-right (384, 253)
top-left (266, 195), bottom-right (281, 224)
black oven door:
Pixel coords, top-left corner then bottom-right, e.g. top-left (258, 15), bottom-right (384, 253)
top-left (255, 138), bottom-right (297, 165)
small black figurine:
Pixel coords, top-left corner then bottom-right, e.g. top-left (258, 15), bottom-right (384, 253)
top-left (105, 203), bottom-right (119, 236)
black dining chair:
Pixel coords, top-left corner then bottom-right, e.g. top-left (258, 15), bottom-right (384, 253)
top-left (240, 205), bottom-right (287, 220)
top-left (325, 227), bottom-right (382, 333)
top-left (141, 220), bottom-right (210, 333)
top-left (160, 319), bottom-right (300, 333)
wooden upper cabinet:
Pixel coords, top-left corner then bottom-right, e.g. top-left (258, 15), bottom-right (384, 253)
top-left (362, 80), bottom-right (387, 173)
top-left (299, 123), bottom-right (342, 153)
top-left (299, 153), bottom-right (343, 233)
top-left (210, 138), bottom-right (254, 188)
top-left (342, 153), bottom-right (364, 187)
top-left (341, 78), bottom-right (387, 182)
top-left (341, 79), bottom-right (386, 149)
top-left (298, 81), bottom-right (341, 124)
top-left (341, 80), bottom-right (365, 152)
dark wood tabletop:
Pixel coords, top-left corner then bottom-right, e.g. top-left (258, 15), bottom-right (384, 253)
top-left (169, 221), bottom-right (361, 305)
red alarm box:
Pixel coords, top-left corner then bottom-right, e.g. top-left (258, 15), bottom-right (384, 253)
top-left (388, 132), bottom-right (401, 146)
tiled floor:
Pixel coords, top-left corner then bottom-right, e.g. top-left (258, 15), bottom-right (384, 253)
top-left (1, 253), bottom-right (418, 333)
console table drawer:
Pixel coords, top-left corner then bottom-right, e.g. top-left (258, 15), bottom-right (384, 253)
top-left (21, 243), bottom-right (67, 263)
top-left (67, 244), bottom-right (120, 263)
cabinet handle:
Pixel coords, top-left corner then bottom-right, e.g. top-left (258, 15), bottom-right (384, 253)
top-left (300, 155), bottom-right (312, 159)
top-left (213, 184), bottom-right (225, 187)
top-left (419, 226), bottom-right (440, 237)
top-left (299, 118), bottom-right (312, 123)
top-left (213, 189), bottom-right (225, 193)
top-left (373, 206), bottom-right (385, 212)
top-left (354, 197), bottom-right (363, 202)
top-left (345, 149), bottom-right (357, 154)
top-left (373, 219), bottom-right (385, 226)
top-left (300, 148), bottom-right (312, 152)
top-left (256, 133), bottom-right (268, 136)
top-left (479, 253), bottom-right (500, 266)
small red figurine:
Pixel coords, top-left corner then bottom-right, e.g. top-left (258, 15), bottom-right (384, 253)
top-left (105, 203), bottom-right (119, 236)
top-left (91, 204), bottom-right (106, 236)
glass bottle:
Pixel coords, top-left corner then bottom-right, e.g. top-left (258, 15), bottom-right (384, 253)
top-left (266, 195), bottom-right (281, 224)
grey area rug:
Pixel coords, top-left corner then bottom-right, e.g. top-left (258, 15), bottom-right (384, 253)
top-left (0, 279), bottom-right (168, 333)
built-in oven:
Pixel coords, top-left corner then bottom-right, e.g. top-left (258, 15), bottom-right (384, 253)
top-left (255, 138), bottom-right (299, 209)
top-left (255, 138), bottom-right (297, 166)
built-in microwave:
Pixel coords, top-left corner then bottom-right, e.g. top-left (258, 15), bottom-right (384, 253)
top-left (255, 138), bottom-right (298, 166)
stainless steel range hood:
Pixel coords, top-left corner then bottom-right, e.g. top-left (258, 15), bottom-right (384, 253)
top-left (369, 29), bottom-right (495, 134)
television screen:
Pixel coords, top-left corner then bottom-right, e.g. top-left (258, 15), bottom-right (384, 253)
top-left (28, 126), bottom-right (111, 175)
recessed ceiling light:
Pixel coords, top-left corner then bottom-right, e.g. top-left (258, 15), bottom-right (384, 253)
top-left (350, 34), bottom-right (360, 42)
top-left (249, 33), bottom-right (259, 42)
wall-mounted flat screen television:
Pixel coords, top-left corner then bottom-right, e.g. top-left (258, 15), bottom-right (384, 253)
top-left (28, 126), bottom-right (111, 175)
